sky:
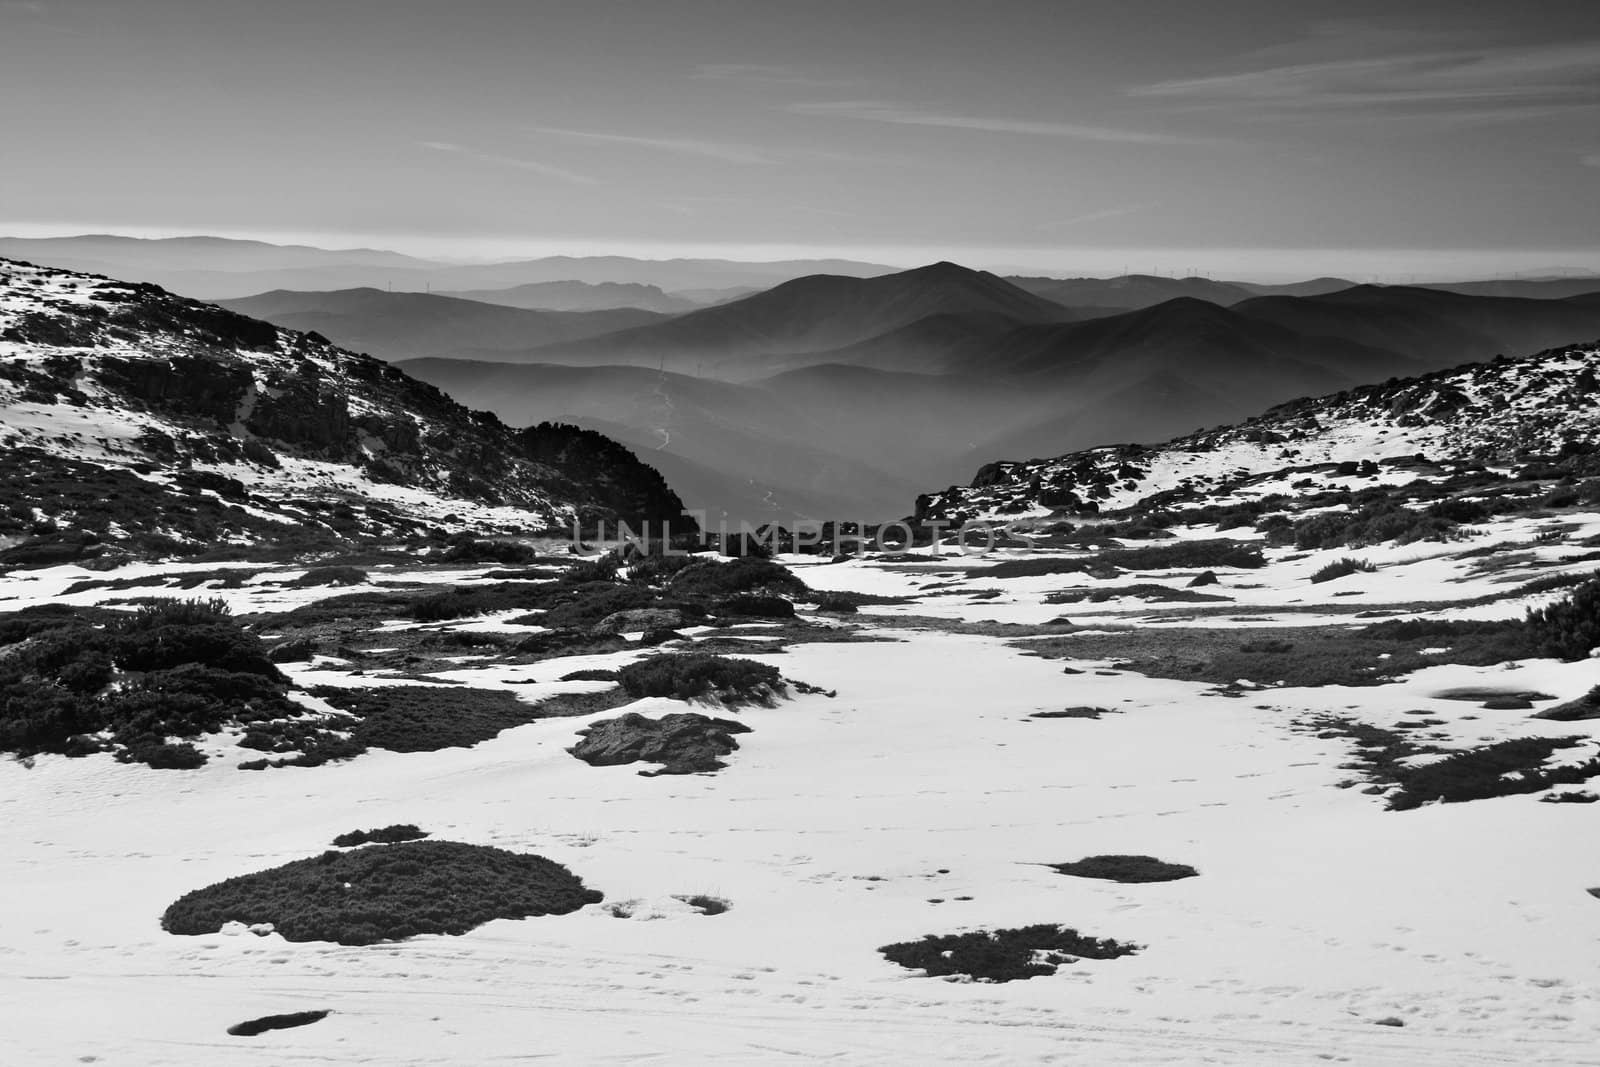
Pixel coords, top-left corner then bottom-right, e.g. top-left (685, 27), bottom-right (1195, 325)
top-left (2, 0), bottom-right (1598, 279)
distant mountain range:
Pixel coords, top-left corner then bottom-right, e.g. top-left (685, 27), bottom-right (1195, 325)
top-left (9, 236), bottom-right (1600, 526)
top-left (0, 235), bottom-right (896, 301)
top-left (217, 289), bottom-right (668, 361)
top-left (438, 280), bottom-right (700, 314)
top-left (392, 262), bottom-right (1600, 522)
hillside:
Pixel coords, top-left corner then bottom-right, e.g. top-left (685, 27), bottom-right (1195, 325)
top-left (916, 338), bottom-right (1600, 522)
top-left (1231, 285), bottom-right (1600, 369)
top-left (0, 258), bottom-right (688, 558)
top-left (218, 288), bottom-right (667, 361)
top-left (398, 358), bottom-right (926, 523)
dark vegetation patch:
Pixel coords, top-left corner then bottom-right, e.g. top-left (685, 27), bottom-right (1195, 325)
top-left (1540, 790), bottom-right (1598, 804)
top-left (1311, 557), bottom-right (1376, 583)
top-left (1048, 855), bottom-right (1198, 883)
top-left (880, 925), bottom-right (1140, 982)
top-left (1044, 584), bottom-right (1230, 605)
top-left (981, 539), bottom-right (1266, 580)
top-left (161, 841), bottom-right (601, 945)
top-left (332, 824), bottom-right (428, 847)
top-left (1385, 737), bottom-right (1600, 811)
top-left (1018, 619), bottom-right (1533, 689)
top-left (227, 1010), bottom-right (331, 1037)
top-left (1030, 706), bottom-right (1110, 720)
top-left (618, 654), bottom-right (786, 707)
top-left (1017, 576), bottom-right (1600, 688)
top-left (0, 598), bottom-right (304, 767)
top-left (559, 668), bottom-right (619, 682)
top-left (666, 556), bottom-right (808, 599)
top-left (309, 684), bottom-right (625, 753)
top-left (285, 566), bottom-right (368, 588)
top-left (1535, 685), bottom-right (1600, 722)
top-left (569, 711), bottom-right (751, 775)
top-left (1304, 715), bottom-right (1600, 809)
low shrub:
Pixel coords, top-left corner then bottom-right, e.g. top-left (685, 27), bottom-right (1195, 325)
top-left (712, 594), bottom-right (795, 618)
top-left (617, 654), bottom-right (785, 707)
top-left (1388, 737), bottom-right (1600, 810)
top-left (311, 685), bottom-right (546, 752)
top-left (287, 566), bottom-right (368, 588)
top-left (1048, 855), bottom-right (1198, 883)
top-left (228, 1011), bottom-right (330, 1037)
top-left (1525, 577), bottom-right (1600, 661)
top-left (880, 925), bottom-right (1140, 982)
top-left (332, 824), bottom-right (428, 847)
top-left (161, 841), bottom-right (603, 945)
top-left (1311, 557), bottom-right (1376, 583)
top-left (668, 557), bottom-right (807, 599)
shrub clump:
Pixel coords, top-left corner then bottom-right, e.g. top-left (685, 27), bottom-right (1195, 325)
top-left (1525, 576), bottom-right (1600, 662)
top-left (1310, 557), bottom-right (1376, 583)
top-left (880, 925), bottom-right (1140, 982)
top-left (618, 654), bottom-right (785, 707)
top-left (332, 824), bottom-right (429, 847)
top-left (161, 841), bottom-right (602, 945)
top-left (1386, 737), bottom-right (1600, 810)
top-left (668, 557), bottom-right (808, 599)
top-left (1048, 855), bottom-right (1198, 883)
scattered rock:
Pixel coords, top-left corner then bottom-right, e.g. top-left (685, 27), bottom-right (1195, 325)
top-left (590, 608), bottom-right (685, 636)
top-left (569, 712), bottom-right (751, 775)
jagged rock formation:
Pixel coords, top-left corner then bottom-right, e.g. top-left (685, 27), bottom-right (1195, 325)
top-left (0, 258), bottom-right (690, 554)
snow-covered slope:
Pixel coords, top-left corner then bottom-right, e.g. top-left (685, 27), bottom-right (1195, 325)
top-left (918, 341), bottom-right (1600, 522)
top-left (0, 258), bottom-right (688, 554)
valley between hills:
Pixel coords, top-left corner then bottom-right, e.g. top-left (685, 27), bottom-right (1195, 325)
top-left (1, 243), bottom-right (1598, 1064)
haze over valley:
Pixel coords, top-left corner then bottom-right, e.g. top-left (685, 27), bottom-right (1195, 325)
top-left (4, 2), bottom-right (1600, 1064)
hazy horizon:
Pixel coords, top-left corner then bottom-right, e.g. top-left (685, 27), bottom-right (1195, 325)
top-left (3, 0), bottom-right (1597, 282)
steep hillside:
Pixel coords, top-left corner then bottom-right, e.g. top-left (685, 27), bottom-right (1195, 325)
top-left (398, 358), bottom-right (924, 522)
top-left (0, 259), bottom-right (688, 559)
top-left (219, 288), bottom-right (666, 361)
top-left (916, 339), bottom-right (1600, 522)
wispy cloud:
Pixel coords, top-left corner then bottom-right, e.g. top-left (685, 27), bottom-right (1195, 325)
top-left (1584, 153), bottom-right (1600, 168)
top-left (416, 141), bottom-right (596, 185)
top-left (1041, 204), bottom-right (1153, 230)
top-left (1131, 38), bottom-right (1600, 123)
top-left (787, 101), bottom-right (1203, 145)
top-left (527, 125), bottom-right (776, 165)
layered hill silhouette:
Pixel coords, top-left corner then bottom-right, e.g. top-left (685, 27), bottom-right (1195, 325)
top-left (217, 289), bottom-right (667, 361)
top-left (515, 262), bottom-right (1080, 375)
top-left (0, 235), bottom-right (896, 301)
top-left (380, 262), bottom-right (1600, 521)
top-left (438, 280), bottom-right (699, 314)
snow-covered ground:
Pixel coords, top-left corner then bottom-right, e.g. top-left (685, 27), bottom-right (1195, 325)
top-left (3, 534), bottom-right (1598, 1065)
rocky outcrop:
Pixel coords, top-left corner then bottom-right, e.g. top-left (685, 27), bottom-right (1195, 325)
top-left (568, 712), bottom-right (750, 775)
